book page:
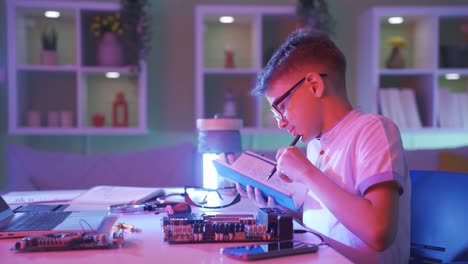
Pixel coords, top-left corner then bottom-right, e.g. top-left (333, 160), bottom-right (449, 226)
top-left (231, 151), bottom-right (291, 195)
top-left (228, 151), bottom-right (308, 208)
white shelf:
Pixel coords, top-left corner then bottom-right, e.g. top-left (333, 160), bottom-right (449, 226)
top-left (357, 6), bottom-right (468, 132)
top-left (7, 0), bottom-right (147, 135)
top-left (10, 127), bottom-right (146, 135)
top-left (378, 69), bottom-right (433, 75)
top-left (17, 65), bottom-right (78, 71)
top-left (195, 5), bottom-right (297, 130)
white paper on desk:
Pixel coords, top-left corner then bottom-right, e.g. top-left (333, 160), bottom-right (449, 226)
top-left (2, 190), bottom-right (85, 205)
top-left (71, 185), bottom-right (164, 205)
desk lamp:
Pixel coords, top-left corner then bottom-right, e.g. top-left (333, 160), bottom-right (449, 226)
top-left (196, 117), bottom-right (242, 189)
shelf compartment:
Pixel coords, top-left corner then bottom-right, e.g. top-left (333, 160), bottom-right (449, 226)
top-left (83, 72), bottom-right (140, 128)
top-left (203, 14), bottom-right (255, 69)
top-left (15, 6), bottom-right (77, 66)
top-left (379, 74), bottom-right (434, 128)
top-left (16, 70), bottom-right (77, 128)
top-left (439, 16), bottom-right (468, 68)
top-left (261, 14), bottom-right (297, 66)
top-left (80, 10), bottom-right (136, 67)
top-left (437, 74), bottom-right (468, 129)
top-left (203, 74), bottom-right (257, 127)
top-left (379, 15), bottom-right (436, 70)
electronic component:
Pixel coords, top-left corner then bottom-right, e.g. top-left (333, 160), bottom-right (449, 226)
top-left (12, 231), bottom-right (124, 252)
top-left (161, 208), bottom-right (293, 244)
top-left (257, 208), bottom-right (293, 240)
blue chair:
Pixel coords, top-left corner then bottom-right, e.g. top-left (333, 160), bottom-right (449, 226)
top-left (410, 170), bottom-right (468, 264)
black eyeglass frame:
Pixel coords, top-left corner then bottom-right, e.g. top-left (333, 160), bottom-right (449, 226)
top-left (271, 73), bottom-right (327, 122)
top-left (158, 186), bottom-right (241, 209)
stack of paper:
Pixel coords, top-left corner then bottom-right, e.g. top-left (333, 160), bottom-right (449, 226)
top-left (379, 88), bottom-right (422, 129)
top-left (72, 186), bottom-right (165, 205)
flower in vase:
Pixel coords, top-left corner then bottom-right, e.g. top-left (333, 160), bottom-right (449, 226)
top-left (90, 13), bottom-right (127, 38)
top-left (387, 36), bottom-right (406, 48)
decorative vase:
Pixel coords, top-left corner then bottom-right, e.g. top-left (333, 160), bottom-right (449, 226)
top-left (47, 111), bottom-right (59, 127)
top-left (60, 111), bottom-right (73, 127)
top-left (40, 50), bottom-right (58, 65)
top-left (224, 45), bottom-right (235, 68)
top-left (92, 113), bottom-right (105, 127)
top-left (97, 32), bottom-right (123, 66)
top-left (27, 111), bottom-right (41, 127)
top-left (112, 92), bottom-right (129, 127)
top-left (385, 46), bottom-right (405, 69)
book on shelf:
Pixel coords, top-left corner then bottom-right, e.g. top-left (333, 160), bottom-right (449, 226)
top-left (461, 93), bottom-right (468, 129)
top-left (438, 87), bottom-right (466, 128)
top-left (438, 87), bottom-right (452, 128)
top-left (71, 186), bottom-right (165, 205)
top-left (400, 88), bottom-right (422, 129)
top-left (212, 151), bottom-right (308, 212)
top-left (379, 88), bottom-right (406, 129)
top-left (379, 88), bottom-right (422, 129)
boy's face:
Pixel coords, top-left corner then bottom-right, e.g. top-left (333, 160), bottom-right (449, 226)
top-left (265, 73), bottom-right (324, 143)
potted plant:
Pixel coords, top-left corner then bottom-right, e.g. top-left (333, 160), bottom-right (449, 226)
top-left (41, 27), bottom-right (58, 65)
top-left (120, 0), bottom-right (151, 70)
top-left (296, 0), bottom-right (335, 34)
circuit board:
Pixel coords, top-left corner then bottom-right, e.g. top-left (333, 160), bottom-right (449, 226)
top-left (161, 208), bottom-right (293, 244)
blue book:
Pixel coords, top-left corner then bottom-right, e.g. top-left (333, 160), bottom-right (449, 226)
top-left (213, 151), bottom-right (307, 212)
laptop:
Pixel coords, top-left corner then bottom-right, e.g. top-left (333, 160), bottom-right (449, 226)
top-left (0, 196), bottom-right (116, 239)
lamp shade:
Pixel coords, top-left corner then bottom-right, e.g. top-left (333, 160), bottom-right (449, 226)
top-left (196, 118), bottom-right (243, 153)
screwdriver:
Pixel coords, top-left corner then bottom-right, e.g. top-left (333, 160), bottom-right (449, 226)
top-left (153, 202), bottom-right (192, 215)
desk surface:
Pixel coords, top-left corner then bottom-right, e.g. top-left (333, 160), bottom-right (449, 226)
top-left (1, 189), bottom-right (352, 264)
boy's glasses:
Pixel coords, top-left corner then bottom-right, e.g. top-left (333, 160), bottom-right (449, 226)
top-left (159, 186), bottom-right (241, 209)
top-left (271, 73), bottom-right (327, 122)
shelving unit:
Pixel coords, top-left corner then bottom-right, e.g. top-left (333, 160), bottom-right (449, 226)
top-left (7, 0), bottom-right (147, 134)
top-left (357, 6), bottom-right (468, 132)
top-left (195, 5), bottom-right (298, 134)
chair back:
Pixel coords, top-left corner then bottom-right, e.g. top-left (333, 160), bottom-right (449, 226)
top-left (410, 170), bottom-right (468, 263)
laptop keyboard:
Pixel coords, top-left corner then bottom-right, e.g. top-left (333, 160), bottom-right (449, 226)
top-left (2, 211), bottom-right (72, 231)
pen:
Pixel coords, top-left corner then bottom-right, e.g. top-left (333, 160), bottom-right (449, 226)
top-left (266, 134), bottom-right (302, 180)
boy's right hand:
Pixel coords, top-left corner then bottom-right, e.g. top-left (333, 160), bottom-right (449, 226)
top-left (236, 183), bottom-right (275, 208)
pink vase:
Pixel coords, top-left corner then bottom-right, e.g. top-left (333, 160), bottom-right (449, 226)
top-left (97, 32), bottom-right (123, 66)
top-left (40, 50), bottom-right (58, 65)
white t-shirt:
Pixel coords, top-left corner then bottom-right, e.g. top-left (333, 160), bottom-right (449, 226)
top-left (303, 109), bottom-right (411, 264)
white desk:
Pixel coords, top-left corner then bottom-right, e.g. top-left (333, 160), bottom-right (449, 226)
top-left (1, 189), bottom-right (352, 264)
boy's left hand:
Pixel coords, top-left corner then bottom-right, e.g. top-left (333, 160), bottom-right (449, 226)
top-left (236, 183), bottom-right (275, 208)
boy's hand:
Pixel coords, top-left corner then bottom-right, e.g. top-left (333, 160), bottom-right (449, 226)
top-left (236, 183), bottom-right (275, 208)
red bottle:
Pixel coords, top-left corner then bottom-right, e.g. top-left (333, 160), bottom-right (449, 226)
top-left (112, 92), bottom-right (128, 127)
top-left (224, 45), bottom-right (235, 68)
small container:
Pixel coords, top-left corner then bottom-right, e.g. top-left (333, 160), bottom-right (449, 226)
top-left (60, 111), bottom-right (73, 127)
top-left (27, 111), bottom-right (41, 127)
top-left (47, 111), bottom-right (59, 127)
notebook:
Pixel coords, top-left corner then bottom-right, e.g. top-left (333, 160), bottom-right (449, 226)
top-left (213, 151), bottom-right (308, 212)
top-left (0, 195), bottom-right (116, 239)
